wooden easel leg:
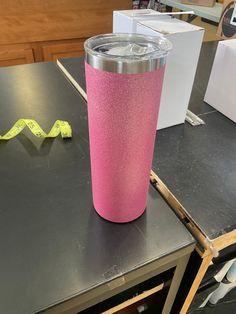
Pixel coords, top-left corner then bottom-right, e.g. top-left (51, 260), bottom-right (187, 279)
top-left (162, 254), bottom-right (190, 314)
top-left (181, 253), bottom-right (213, 313)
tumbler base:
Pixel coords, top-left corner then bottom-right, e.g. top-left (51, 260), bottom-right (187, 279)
top-left (94, 206), bottom-right (146, 223)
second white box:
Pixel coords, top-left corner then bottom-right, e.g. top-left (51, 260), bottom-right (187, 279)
top-left (204, 39), bottom-right (236, 123)
top-left (113, 10), bottom-right (204, 129)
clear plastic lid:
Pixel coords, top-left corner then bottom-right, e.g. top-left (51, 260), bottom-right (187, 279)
top-left (84, 33), bottom-right (172, 74)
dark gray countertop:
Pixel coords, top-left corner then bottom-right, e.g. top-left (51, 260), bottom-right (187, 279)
top-left (57, 40), bottom-right (236, 241)
top-left (153, 41), bottom-right (236, 240)
top-left (0, 62), bottom-right (194, 314)
top-left (153, 111), bottom-right (236, 240)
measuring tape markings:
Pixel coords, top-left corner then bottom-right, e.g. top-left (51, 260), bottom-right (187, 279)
top-left (0, 119), bottom-right (72, 140)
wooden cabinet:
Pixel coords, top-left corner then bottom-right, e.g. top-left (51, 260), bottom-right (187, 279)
top-left (0, 0), bottom-right (132, 66)
top-left (42, 41), bottom-right (85, 61)
top-left (0, 48), bottom-right (34, 67)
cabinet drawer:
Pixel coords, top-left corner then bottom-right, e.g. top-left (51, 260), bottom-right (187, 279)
top-left (103, 283), bottom-right (165, 314)
top-left (42, 42), bottom-right (85, 61)
top-left (0, 49), bottom-right (34, 67)
top-left (80, 269), bottom-right (173, 314)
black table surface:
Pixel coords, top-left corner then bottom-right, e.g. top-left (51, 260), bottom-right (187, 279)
top-left (57, 40), bottom-right (236, 241)
top-left (0, 62), bottom-right (194, 314)
top-left (153, 41), bottom-right (236, 241)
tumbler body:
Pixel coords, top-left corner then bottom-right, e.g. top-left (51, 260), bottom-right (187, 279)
top-left (85, 34), bottom-right (171, 223)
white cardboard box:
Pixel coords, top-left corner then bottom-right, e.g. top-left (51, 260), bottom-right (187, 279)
top-left (113, 10), bottom-right (204, 129)
top-left (204, 40), bottom-right (236, 123)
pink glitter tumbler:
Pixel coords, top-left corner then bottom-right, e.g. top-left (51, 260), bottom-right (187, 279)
top-left (84, 33), bottom-right (171, 223)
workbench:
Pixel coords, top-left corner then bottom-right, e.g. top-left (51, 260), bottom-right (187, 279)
top-left (0, 62), bottom-right (195, 314)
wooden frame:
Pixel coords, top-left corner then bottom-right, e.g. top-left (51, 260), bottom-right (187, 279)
top-left (0, 48), bottom-right (34, 67)
top-left (43, 42), bottom-right (85, 61)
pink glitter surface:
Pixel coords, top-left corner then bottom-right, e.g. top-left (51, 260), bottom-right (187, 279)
top-left (85, 62), bottom-right (165, 223)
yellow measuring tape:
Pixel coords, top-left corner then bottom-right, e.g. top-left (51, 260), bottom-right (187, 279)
top-left (0, 119), bottom-right (72, 140)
